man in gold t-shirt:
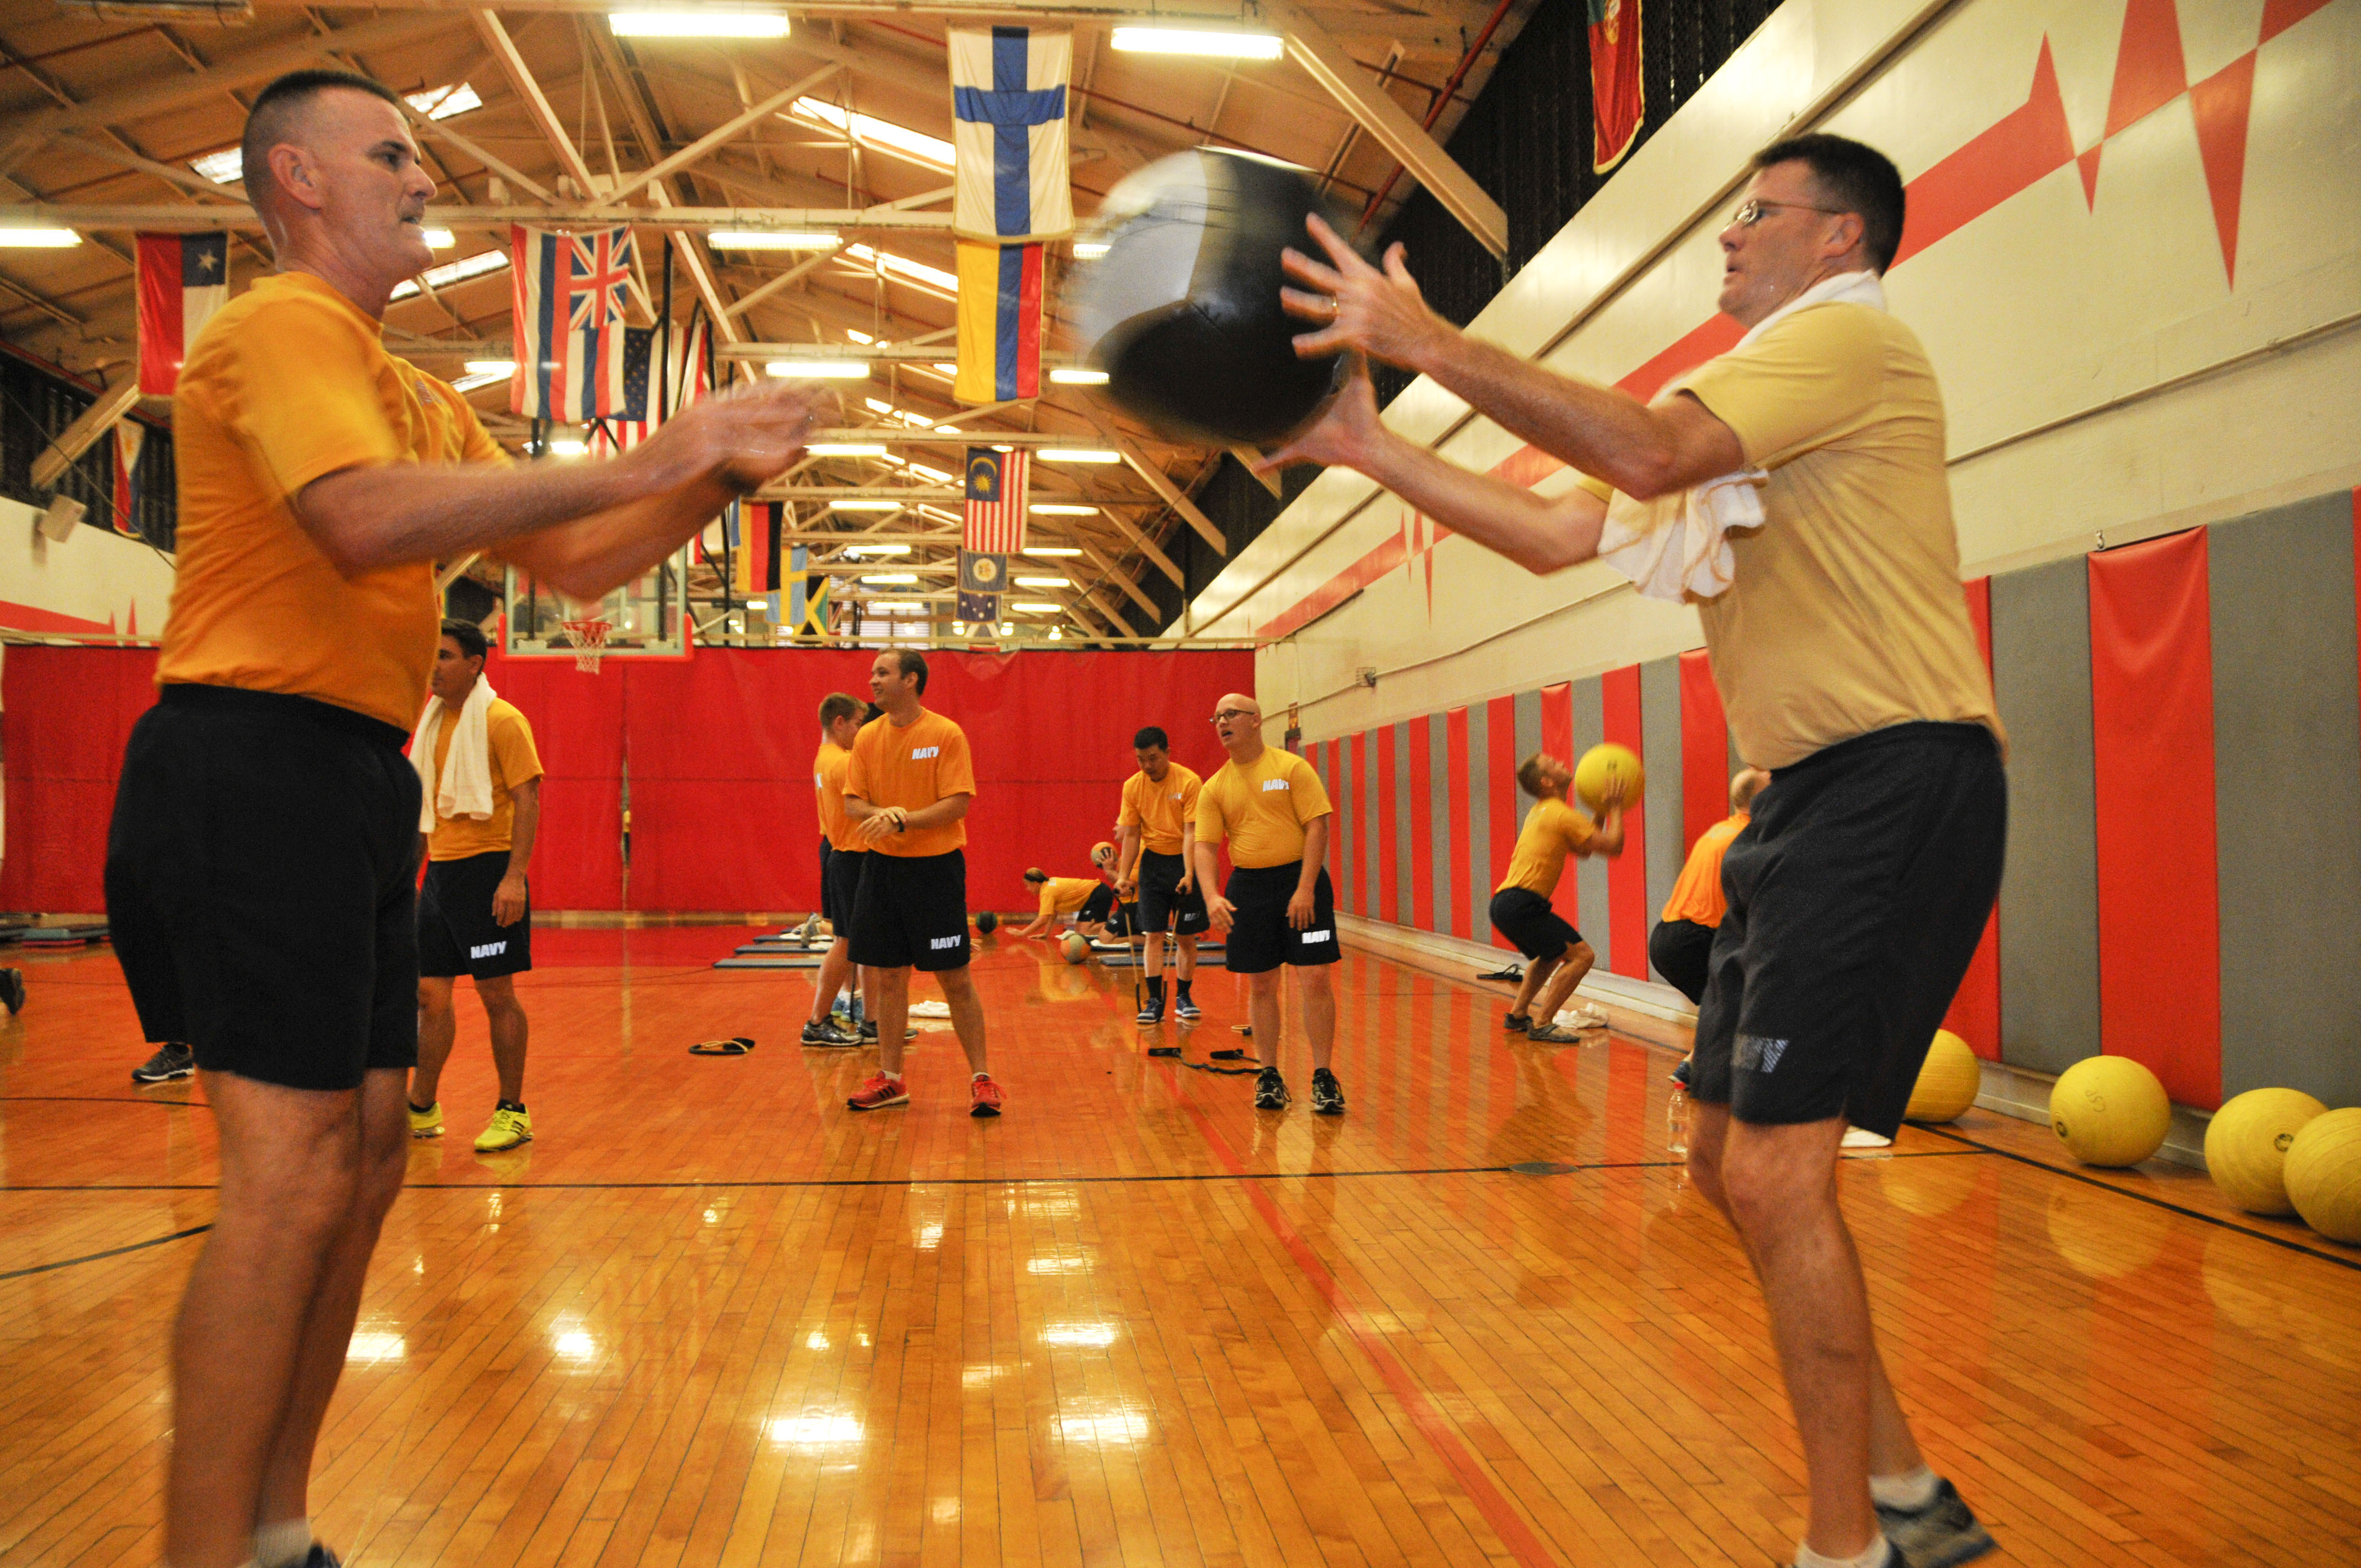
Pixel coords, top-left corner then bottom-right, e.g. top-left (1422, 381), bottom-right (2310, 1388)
top-left (1489, 755), bottom-right (1626, 1043)
top-left (804, 691), bottom-right (869, 1048)
top-left (1263, 133), bottom-right (2001, 1568)
top-left (1651, 768), bottom-right (1771, 1006)
top-left (407, 619), bottom-right (542, 1153)
top-left (99, 69), bottom-right (828, 1568)
top-left (1193, 694), bottom-right (1345, 1115)
top-left (1112, 726), bottom-right (1209, 1027)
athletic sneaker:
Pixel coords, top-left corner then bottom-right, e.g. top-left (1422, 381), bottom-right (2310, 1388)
top-left (1876, 1478), bottom-right (1995, 1568)
top-left (1310, 1068), bottom-right (1345, 1115)
top-left (132, 1042), bottom-right (195, 1083)
top-left (1135, 997), bottom-right (1165, 1025)
top-left (1842, 1126), bottom-right (1895, 1150)
top-left (970, 1074), bottom-right (1004, 1117)
top-left (1254, 1068), bottom-right (1290, 1110)
top-left (474, 1104), bottom-right (532, 1153)
top-left (847, 1072), bottom-right (909, 1111)
top-left (802, 1019), bottom-right (860, 1047)
top-left (408, 1101), bottom-right (444, 1139)
top-left (1173, 994), bottom-right (1201, 1021)
top-left (1525, 1022), bottom-right (1587, 1044)
top-left (857, 1020), bottom-right (918, 1042)
top-left (300, 1547), bottom-right (345, 1568)
top-left (0, 967), bottom-right (24, 1015)
top-left (1504, 1012), bottom-right (1532, 1033)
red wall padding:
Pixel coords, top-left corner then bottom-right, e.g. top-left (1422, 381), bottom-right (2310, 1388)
top-left (1444, 706), bottom-right (1471, 940)
top-left (2, 647), bottom-right (161, 912)
top-left (1602, 665), bottom-right (1651, 980)
top-left (481, 651), bottom-right (627, 910)
top-left (2088, 531), bottom-right (2223, 1108)
top-left (1408, 715), bottom-right (1435, 932)
top-left (1347, 730), bottom-right (1367, 914)
top-left (1941, 579), bottom-right (2005, 1060)
top-left (1376, 723), bottom-right (1399, 924)
top-left (1678, 649), bottom-right (1728, 850)
top-left (1486, 695), bottom-right (1516, 950)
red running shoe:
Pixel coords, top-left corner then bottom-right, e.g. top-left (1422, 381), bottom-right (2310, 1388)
top-left (970, 1074), bottom-right (1004, 1117)
top-left (847, 1072), bottom-right (909, 1111)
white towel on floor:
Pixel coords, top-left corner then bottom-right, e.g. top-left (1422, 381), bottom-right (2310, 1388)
top-left (1596, 270), bottom-right (1886, 602)
top-left (411, 677), bottom-right (498, 831)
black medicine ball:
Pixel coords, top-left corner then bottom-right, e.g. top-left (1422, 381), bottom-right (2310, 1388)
top-left (1070, 149), bottom-right (1353, 447)
top-left (975, 910), bottom-right (998, 934)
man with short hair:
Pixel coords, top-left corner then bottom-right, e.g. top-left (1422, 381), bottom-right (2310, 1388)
top-left (102, 68), bottom-right (825, 1568)
top-left (804, 691), bottom-right (867, 1047)
top-left (1113, 726), bottom-right (1208, 1025)
top-left (1265, 133), bottom-right (2001, 1568)
top-left (407, 618), bottom-right (542, 1151)
top-left (1193, 694), bottom-right (1345, 1115)
top-left (1652, 767), bottom-right (1771, 1005)
top-left (841, 649), bottom-right (1003, 1115)
top-left (1015, 864), bottom-right (1106, 939)
top-left (1490, 753), bottom-right (1626, 1042)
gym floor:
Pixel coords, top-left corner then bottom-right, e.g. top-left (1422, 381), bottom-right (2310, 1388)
top-left (2, 930), bottom-right (2355, 1566)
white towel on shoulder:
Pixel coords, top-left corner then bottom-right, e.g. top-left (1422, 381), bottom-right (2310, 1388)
top-left (411, 677), bottom-right (499, 832)
top-left (1596, 270), bottom-right (1887, 602)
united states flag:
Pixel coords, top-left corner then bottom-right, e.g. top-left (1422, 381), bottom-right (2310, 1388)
top-left (510, 224), bottom-right (638, 422)
top-left (588, 318), bottom-right (710, 456)
top-left (963, 446), bottom-right (1029, 554)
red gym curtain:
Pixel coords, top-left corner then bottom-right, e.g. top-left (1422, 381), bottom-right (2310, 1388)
top-left (1678, 649), bottom-right (1728, 849)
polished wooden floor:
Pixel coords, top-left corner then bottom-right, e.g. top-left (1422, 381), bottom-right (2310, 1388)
top-left (3, 928), bottom-right (2357, 1567)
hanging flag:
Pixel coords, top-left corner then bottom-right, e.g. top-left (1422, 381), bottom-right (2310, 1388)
top-left (787, 546), bottom-right (833, 638)
top-left (1588, 0), bottom-right (1644, 173)
top-left (953, 239), bottom-right (1043, 404)
top-left (111, 420), bottom-right (145, 535)
top-left (589, 317), bottom-right (711, 456)
top-left (948, 25), bottom-right (1073, 243)
top-left (137, 232), bottom-right (229, 395)
top-left (509, 224), bottom-right (639, 422)
top-left (958, 549), bottom-right (1005, 624)
top-left (732, 500), bottom-right (782, 597)
top-left (963, 445), bottom-right (1029, 555)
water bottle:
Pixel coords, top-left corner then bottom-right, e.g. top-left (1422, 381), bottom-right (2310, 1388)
top-left (1666, 1082), bottom-right (1690, 1157)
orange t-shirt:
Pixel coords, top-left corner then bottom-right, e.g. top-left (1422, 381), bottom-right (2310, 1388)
top-left (1118, 764), bottom-right (1202, 856)
top-left (813, 740), bottom-right (862, 852)
top-left (1659, 813), bottom-right (1751, 927)
top-left (842, 707), bottom-right (977, 857)
top-left (159, 271), bottom-right (508, 731)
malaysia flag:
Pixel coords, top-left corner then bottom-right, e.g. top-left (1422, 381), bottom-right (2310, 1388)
top-left (136, 232), bottom-right (228, 395)
top-left (963, 445), bottom-right (1029, 555)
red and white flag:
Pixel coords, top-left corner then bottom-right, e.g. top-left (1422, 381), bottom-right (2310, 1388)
top-left (962, 445), bottom-right (1029, 554)
top-left (588, 317), bottom-right (711, 458)
top-left (509, 224), bottom-right (639, 422)
top-left (137, 232), bottom-right (229, 395)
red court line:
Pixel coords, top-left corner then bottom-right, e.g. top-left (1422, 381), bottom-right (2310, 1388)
top-left (1162, 1071), bottom-right (1565, 1568)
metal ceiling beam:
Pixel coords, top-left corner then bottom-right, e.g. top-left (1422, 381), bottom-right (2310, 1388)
top-left (601, 65), bottom-right (837, 208)
top-left (5, 203), bottom-right (956, 234)
top-left (1075, 537), bottom-right (1162, 620)
top-left (1081, 407), bottom-right (1227, 556)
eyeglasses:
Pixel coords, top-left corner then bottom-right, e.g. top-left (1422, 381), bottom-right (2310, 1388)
top-left (1210, 709), bottom-right (1256, 723)
top-left (1728, 198), bottom-right (1847, 227)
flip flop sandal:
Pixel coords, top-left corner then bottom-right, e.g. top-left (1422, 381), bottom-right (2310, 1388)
top-left (688, 1037), bottom-right (757, 1055)
top-left (1210, 1047), bottom-right (1250, 1061)
top-left (1146, 1045), bottom-right (1182, 1058)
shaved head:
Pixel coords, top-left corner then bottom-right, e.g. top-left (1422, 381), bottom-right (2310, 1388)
top-left (242, 69), bottom-right (405, 214)
top-left (1217, 693), bottom-right (1260, 718)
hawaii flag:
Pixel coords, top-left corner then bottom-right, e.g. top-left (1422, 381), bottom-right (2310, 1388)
top-left (1588, 0), bottom-right (1644, 173)
top-left (953, 239), bottom-right (1043, 404)
top-left (509, 224), bottom-right (639, 422)
top-left (136, 232), bottom-right (227, 394)
top-left (948, 25), bottom-right (1072, 243)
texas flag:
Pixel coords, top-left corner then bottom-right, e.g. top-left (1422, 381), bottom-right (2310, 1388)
top-left (136, 232), bottom-right (229, 395)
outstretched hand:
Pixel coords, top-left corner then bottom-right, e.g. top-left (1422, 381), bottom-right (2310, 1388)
top-left (1252, 355), bottom-right (1385, 476)
top-left (638, 379), bottom-right (834, 494)
top-left (1280, 214), bottom-right (1450, 369)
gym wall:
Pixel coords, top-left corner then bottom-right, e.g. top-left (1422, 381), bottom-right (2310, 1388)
top-left (0, 646), bottom-right (1252, 918)
top-left (1190, 0), bottom-right (2360, 1114)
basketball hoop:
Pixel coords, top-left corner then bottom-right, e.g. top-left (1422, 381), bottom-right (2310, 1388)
top-left (559, 616), bottom-right (612, 674)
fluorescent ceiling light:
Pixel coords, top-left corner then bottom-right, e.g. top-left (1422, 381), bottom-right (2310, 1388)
top-left (421, 228), bottom-right (456, 249)
top-left (903, 461), bottom-right (954, 483)
top-left (0, 228), bottom-right (80, 247)
top-left (831, 505), bottom-right (904, 517)
top-left (465, 360), bottom-right (516, 375)
top-left (934, 424), bottom-right (961, 434)
top-left (389, 248), bottom-right (507, 301)
top-left (790, 97), bottom-right (953, 170)
top-left (406, 83), bottom-right (482, 121)
top-left (546, 438), bottom-right (589, 458)
top-left (188, 148), bottom-right (243, 185)
top-left (1048, 625), bottom-right (1063, 639)
top-left (845, 542), bottom-right (912, 554)
top-left (450, 370), bottom-right (507, 393)
top-left (1071, 241), bottom-right (1109, 259)
top-left (1021, 546), bottom-right (1082, 557)
top-left (611, 10), bottom-right (791, 39)
top-left (1112, 27), bottom-right (1283, 59)
top-left (808, 443), bottom-right (888, 456)
top-left (708, 231), bottom-right (839, 250)
top-left (999, 622), bottom-right (1015, 635)
top-left (1031, 503), bottom-right (1097, 515)
top-left (766, 360), bottom-right (868, 378)
top-left (1013, 576), bottom-right (1070, 589)
top-left (1040, 449), bottom-right (1119, 464)
top-left (845, 329), bottom-right (874, 344)
top-left (1049, 367), bottom-right (1109, 385)
top-left (842, 242), bottom-right (958, 296)
top-left (861, 573), bottom-right (919, 584)
top-left (1010, 601), bottom-right (1063, 613)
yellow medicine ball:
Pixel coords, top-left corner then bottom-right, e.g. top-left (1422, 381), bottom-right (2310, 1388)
top-left (2283, 1107), bottom-right (2361, 1245)
top-left (2204, 1087), bottom-right (2328, 1216)
top-left (1905, 1030), bottom-right (1982, 1123)
top-left (2049, 1055), bottom-right (2172, 1168)
top-left (1060, 932), bottom-right (1091, 965)
top-left (1573, 743), bottom-right (1644, 814)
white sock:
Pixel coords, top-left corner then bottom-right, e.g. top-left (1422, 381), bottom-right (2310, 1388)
top-left (253, 1517), bottom-right (311, 1568)
top-left (973, 1070), bottom-right (990, 1081)
top-left (1870, 1464), bottom-right (1940, 1511)
top-left (1794, 1538), bottom-right (1892, 1568)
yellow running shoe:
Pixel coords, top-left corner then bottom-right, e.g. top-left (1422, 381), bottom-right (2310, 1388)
top-left (407, 1101), bottom-right (443, 1139)
top-left (474, 1104), bottom-right (532, 1152)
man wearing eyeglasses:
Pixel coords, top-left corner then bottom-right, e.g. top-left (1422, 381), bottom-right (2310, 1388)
top-left (1260, 134), bottom-right (2003, 1568)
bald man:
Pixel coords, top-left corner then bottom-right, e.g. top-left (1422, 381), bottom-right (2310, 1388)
top-left (1192, 694), bottom-right (1345, 1114)
top-left (101, 69), bottom-right (826, 1568)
